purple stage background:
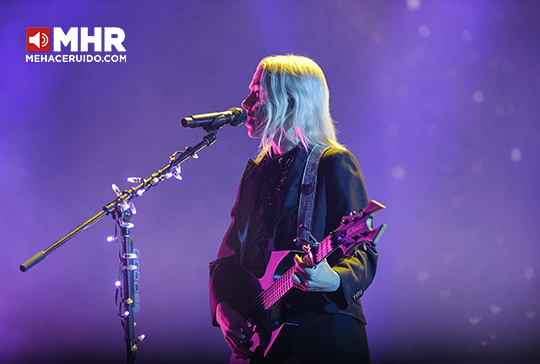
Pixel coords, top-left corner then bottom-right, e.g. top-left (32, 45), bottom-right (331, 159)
top-left (1, 1), bottom-right (539, 363)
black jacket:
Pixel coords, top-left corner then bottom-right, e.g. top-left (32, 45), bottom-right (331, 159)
top-left (209, 146), bottom-right (377, 325)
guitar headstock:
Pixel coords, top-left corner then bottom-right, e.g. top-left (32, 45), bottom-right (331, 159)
top-left (330, 200), bottom-right (387, 255)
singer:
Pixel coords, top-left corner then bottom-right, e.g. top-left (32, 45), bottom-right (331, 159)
top-left (209, 55), bottom-right (377, 363)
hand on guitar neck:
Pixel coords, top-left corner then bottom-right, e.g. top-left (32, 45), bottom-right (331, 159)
top-left (292, 245), bottom-right (341, 292)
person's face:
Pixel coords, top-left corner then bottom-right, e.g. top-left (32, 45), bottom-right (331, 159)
top-left (242, 66), bottom-right (266, 138)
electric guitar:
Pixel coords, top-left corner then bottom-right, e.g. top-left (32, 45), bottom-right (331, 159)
top-left (229, 200), bottom-right (387, 364)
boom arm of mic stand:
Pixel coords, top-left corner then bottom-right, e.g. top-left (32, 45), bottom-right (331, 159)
top-left (20, 209), bottom-right (107, 271)
top-left (20, 130), bottom-right (219, 272)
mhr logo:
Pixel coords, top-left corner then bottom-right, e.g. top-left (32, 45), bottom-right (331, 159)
top-left (26, 27), bottom-right (126, 52)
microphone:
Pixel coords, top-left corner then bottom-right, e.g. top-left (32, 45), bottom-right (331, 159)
top-left (181, 107), bottom-right (246, 129)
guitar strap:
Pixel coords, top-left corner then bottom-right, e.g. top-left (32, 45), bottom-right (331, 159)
top-left (296, 145), bottom-right (329, 247)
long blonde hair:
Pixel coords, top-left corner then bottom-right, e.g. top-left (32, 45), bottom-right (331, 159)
top-left (255, 55), bottom-right (344, 160)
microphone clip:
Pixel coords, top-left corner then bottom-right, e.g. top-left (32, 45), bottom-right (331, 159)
top-left (202, 113), bottom-right (232, 133)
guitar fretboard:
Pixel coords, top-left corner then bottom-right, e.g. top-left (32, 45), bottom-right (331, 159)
top-left (242, 236), bottom-right (334, 318)
top-left (238, 200), bottom-right (386, 336)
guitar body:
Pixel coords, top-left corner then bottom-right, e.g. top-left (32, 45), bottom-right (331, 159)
top-left (229, 250), bottom-right (300, 364)
top-left (229, 322), bottom-right (298, 364)
top-left (261, 250), bottom-right (304, 290)
top-left (226, 201), bottom-right (387, 364)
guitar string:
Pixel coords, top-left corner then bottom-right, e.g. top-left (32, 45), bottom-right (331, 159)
top-left (241, 238), bottom-right (334, 318)
top-left (242, 268), bottom-right (294, 317)
top-left (238, 211), bottom-right (379, 331)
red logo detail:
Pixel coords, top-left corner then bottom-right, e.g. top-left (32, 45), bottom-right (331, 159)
top-left (27, 28), bottom-right (51, 52)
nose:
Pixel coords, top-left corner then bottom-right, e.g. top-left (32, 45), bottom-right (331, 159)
top-left (242, 91), bottom-right (256, 111)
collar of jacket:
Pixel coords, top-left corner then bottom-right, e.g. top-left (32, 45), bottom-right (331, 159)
top-left (242, 146), bottom-right (309, 183)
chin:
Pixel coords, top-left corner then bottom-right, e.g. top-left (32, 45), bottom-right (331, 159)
top-left (247, 129), bottom-right (262, 139)
top-left (245, 122), bottom-right (258, 138)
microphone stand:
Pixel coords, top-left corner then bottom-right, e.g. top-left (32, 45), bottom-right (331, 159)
top-left (20, 117), bottom-right (229, 363)
top-left (114, 203), bottom-right (148, 364)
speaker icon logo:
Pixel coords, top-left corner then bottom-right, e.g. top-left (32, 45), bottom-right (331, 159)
top-left (27, 28), bottom-right (51, 51)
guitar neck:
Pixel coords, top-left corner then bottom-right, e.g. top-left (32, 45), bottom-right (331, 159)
top-left (243, 236), bottom-right (333, 318)
top-left (241, 200), bottom-right (386, 325)
top-left (260, 268), bottom-right (295, 311)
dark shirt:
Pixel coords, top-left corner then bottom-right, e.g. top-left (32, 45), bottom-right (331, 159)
top-left (243, 146), bottom-right (298, 277)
